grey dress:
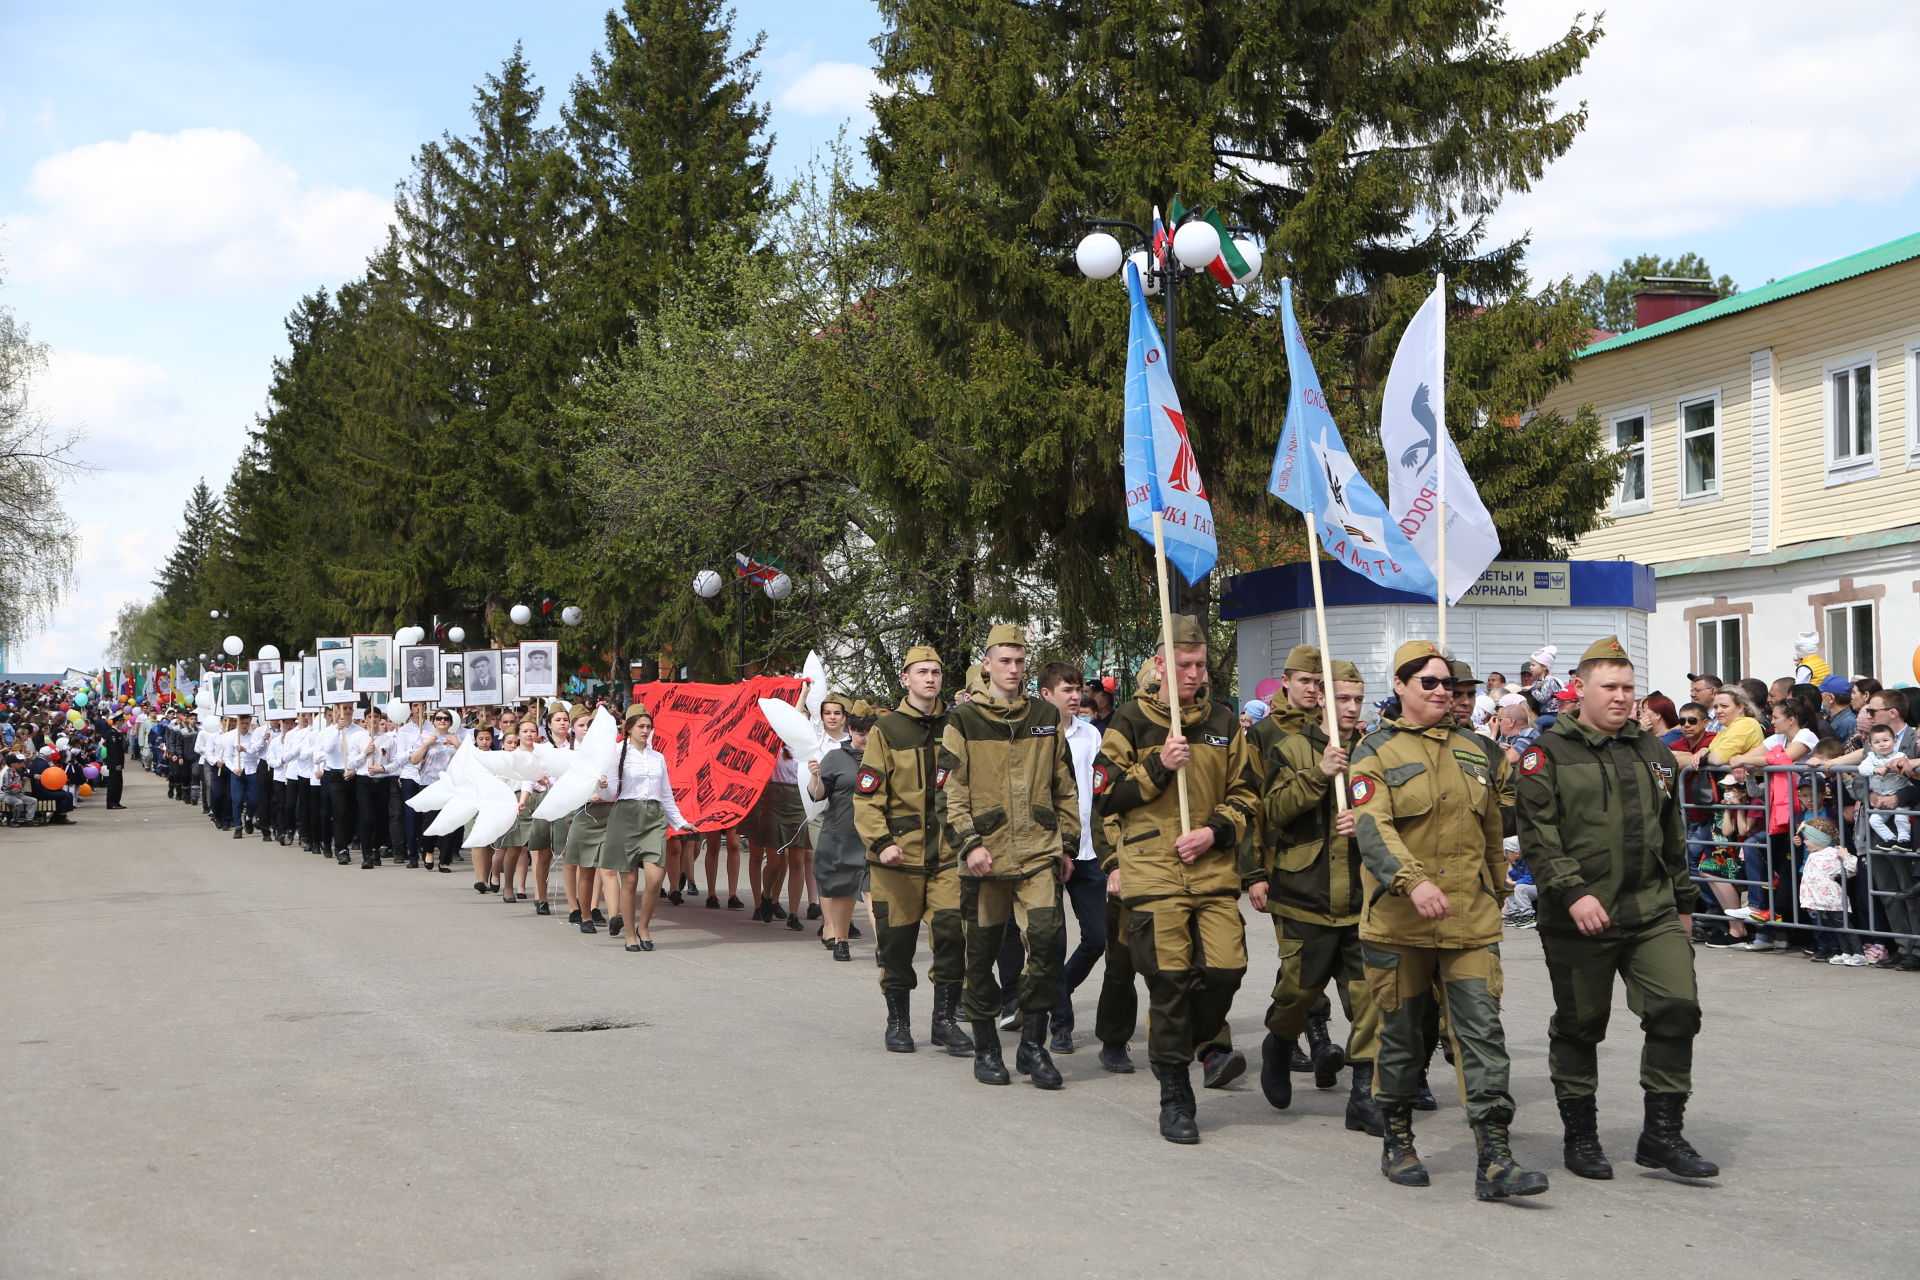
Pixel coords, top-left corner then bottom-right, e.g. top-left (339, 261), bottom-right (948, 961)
top-left (812, 745), bottom-right (869, 898)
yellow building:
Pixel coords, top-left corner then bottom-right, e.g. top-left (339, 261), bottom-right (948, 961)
top-left (1531, 231), bottom-right (1920, 693)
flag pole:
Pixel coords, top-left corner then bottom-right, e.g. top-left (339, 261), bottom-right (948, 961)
top-left (1150, 511), bottom-right (1195, 834)
top-left (1303, 518), bottom-right (1348, 814)
top-left (1435, 271), bottom-right (1448, 649)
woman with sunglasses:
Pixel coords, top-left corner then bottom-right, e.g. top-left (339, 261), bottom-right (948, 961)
top-left (523, 705), bottom-right (571, 917)
top-left (584, 705), bottom-right (688, 951)
top-left (409, 710), bottom-right (464, 871)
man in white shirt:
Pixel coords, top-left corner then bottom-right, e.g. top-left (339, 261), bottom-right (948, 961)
top-left (390, 705), bottom-right (426, 866)
top-left (230, 713), bottom-right (269, 841)
top-left (319, 705), bottom-right (373, 865)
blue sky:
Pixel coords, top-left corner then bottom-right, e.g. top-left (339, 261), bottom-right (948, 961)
top-left (3, 0), bottom-right (1918, 670)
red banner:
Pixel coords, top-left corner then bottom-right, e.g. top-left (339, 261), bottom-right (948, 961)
top-left (631, 677), bottom-right (805, 833)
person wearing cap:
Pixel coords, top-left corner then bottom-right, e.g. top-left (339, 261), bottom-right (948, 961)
top-left (1818, 675), bottom-right (1857, 742)
top-left (1343, 638), bottom-right (1544, 1200)
top-left (1247, 656), bottom-right (1384, 1135)
top-left (940, 625), bottom-right (1080, 1089)
top-left (854, 645), bottom-right (972, 1057)
top-left (1094, 614), bottom-right (1258, 1144)
top-left (809, 711), bottom-right (876, 960)
top-left (1515, 635), bottom-right (1718, 1183)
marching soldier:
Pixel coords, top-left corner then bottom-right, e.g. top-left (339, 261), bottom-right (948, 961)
top-left (942, 625), bottom-right (1079, 1089)
top-left (1516, 635), bottom-right (1719, 1181)
top-left (1346, 640), bottom-right (1547, 1200)
top-left (1095, 615), bottom-right (1258, 1144)
top-left (1248, 659), bottom-right (1383, 1135)
top-left (854, 646), bottom-right (973, 1058)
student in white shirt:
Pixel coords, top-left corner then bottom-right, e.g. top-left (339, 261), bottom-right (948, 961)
top-left (527, 705), bottom-right (572, 916)
top-left (581, 705), bottom-right (689, 952)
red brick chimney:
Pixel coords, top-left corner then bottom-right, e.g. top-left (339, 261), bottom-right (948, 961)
top-left (1632, 277), bottom-right (1720, 329)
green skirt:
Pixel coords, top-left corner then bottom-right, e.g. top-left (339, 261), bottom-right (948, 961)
top-left (597, 798), bottom-right (669, 873)
top-left (563, 803), bottom-right (608, 867)
top-left (500, 807), bottom-right (538, 849)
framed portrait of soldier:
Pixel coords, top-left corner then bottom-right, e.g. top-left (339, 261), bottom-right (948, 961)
top-left (400, 644), bottom-right (441, 703)
top-left (221, 671), bottom-right (251, 715)
top-left (299, 655), bottom-right (324, 711)
top-left (316, 636), bottom-right (349, 653)
top-left (248, 657), bottom-right (280, 701)
top-left (321, 651), bottom-right (357, 704)
top-left (352, 634), bottom-right (392, 694)
top-left (518, 641), bottom-right (559, 700)
top-left (264, 673), bottom-right (296, 721)
top-left (463, 649), bottom-right (502, 707)
top-left (499, 650), bottom-right (521, 707)
top-left (438, 652), bottom-right (466, 710)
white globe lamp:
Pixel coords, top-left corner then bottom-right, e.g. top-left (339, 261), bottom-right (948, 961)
top-left (764, 572), bottom-right (793, 602)
top-left (509, 604), bottom-right (532, 626)
top-left (560, 606), bottom-right (583, 627)
top-left (258, 644), bottom-right (280, 661)
top-left (222, 636), bottom-right (243, 657)
top-left (447, 626), bottom-right (466, 645)
top-left (1230, 238), bottom-right (1263, 285)
top-left (692, 570), bottom-right (724, 599)
top-left (1074, 232), bottom-right (1124, 280)
top-left (1172, 220), bottom-right (1220, 271)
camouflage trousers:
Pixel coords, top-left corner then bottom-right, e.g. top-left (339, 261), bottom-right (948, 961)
top-left (1126, 894), bottom-right (1247, 1069)
top-left (1364, 941), bottom-right (1513, 1123)
top-left (871, 863), bottom-right (964, 993)
top-left (1540, 916), bottom-right (1700, 1098)
top-left (1265, 916), bottom-right (1380, 1065)
top-left (959, 867), bottom-right (1064, 1021)
top-left (1095, 896), bottom-right (1236, 1057)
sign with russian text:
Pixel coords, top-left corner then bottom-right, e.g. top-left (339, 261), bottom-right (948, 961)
top-left (1458, 562), bottom-right (1570, 608)
top-left (629, 676), bottom-right (806, 833)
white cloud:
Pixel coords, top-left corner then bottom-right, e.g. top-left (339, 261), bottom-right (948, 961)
top-left (1490, 1), bottom-right (1920, 281)
top-left (6, 127), bottom-right (391, 294)
top-left (34, 350), bottom-right (196, 471)
top-left (777, 61), bottom-right (883, 117)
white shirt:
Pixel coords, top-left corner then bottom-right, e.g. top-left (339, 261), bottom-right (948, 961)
top-left (233, 726), bottom-right (268, 772)
top-left (1064, 714), bottom-right (1099, 860)
top-left (390, 721), bottom-right (423, 782)
top-left (370, 728), bottom-right (400, 777)
top-left (601, 741), bottom-right (689, 830)
top-left (318, 723), bottom-right (372, 772)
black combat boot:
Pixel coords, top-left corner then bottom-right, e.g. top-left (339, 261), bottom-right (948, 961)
top-left (1380, 1106), bottom-right (1429, 1186)
top-left (883, 991), bottom-right (915, 1053)
top-left (1305, 1013), bottom-right (1346, 1089)
top-left (1412, 1068), bottom-right (1439, 1110)
top-left (929, 982), bottom-right (975, 1056)
top-left (1259, 1033), bottom-right (1294, 1110)
top-left (1345, 1061), bottom-right (1385, 1136)
top-left (1472, 1110), bottom-right (1550, 1200)
top-left (1557, 1094), bottom-right (1613, 1179)
top-left (1098, 1042), bottom-right (1135, 1073)
top-left (1201, 1048), bottom-right (1246, 1089)
top-left (971, 1020), bottom-right (1010, 1085)
top-left (1015, 1013), bottom-right (1063, 1090)
top-left (1635, 1092), bottom-right (1719, 1178)
top-left (1289, 1041), bottom-right (1313, 1072)
top-left (1153, 1063), bottom-right (1200, 1145)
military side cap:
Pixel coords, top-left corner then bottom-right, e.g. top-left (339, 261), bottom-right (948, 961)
top-left (1167, 614), bottom-right (1206, 646)
top-left (1282, 644), bottom-right (1322, 674)
top-left (1329, 659), bottom-right (1362, 683)
top-left (985, 623), bottom-right (1026, 648)
top-left (1581, 635), bottom-right (1630, 664)
top-left (1449, 660), bottom-right (1480, 686)
top-left (1393, 640), bottom-right (1444, 673)
top-left (901, 645), bottom-right (942, 670)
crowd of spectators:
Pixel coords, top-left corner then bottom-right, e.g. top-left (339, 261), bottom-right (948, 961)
top-left (1, 680), bottom-right (135, 827)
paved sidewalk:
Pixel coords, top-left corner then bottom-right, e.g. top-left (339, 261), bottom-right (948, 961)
top-left (3, 770), bottom-right (1914, 1278)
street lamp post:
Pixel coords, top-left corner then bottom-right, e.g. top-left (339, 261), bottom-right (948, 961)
top-left (692, 564), bottom-right (795, 681)
top-left (1073, 213), bottom-right (1262, 376)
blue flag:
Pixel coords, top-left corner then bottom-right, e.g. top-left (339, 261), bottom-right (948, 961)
top-left (1122, 262), bottom-right (1218, 586)
top-left (1268, 279), bottom-right (1438, 597)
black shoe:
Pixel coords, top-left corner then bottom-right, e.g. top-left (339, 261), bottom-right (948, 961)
top-left (706, 895), bottom-right (720, 909)
top-left (261, 830), bottom-right (273, 843)
top-left (1201, 1048), bottom-right (1246, 1090)
top-left (1635, 1091), bottom-right (1719, 1177)
top-left (1474, 1112), bottom-right (1551, 1200)
top-left (437, 862), bottom-right (452, 873)
top-left (1345, 1061), bottom-right (1385, 1136)
top-left (626, 944), bottom-right (642, 952)
top-left (580, 920), bottom-right (597, 934)
top-left (336, 853), bottom-right (351, 865)
top-left (1154, 1064), bottom-right (1200, 1144)
top-left (475, 881), bottom-right (489, 894)
top-left (1899, 954), bottom-right (1920, 972)
top-left (590, 909), bottom-right (605, 924)
top-left (607, 915), bottom-right (623, 938)
top-left (1306, 1013), bottom-right (1346, 1089)
top-left (806, 902), bottom-right (821, 920)
top-left (971, 1020), bottom-right (1011, 1085)
top-left (1260, 1034), bottom-right (1295, 1110)
top-left (1015, 1013), bottom-right (1063, 1089)
top-left (1380, 1106), bottom-right (1430, 1186)
top-left (751, 900), bottom-right (770, 922)
top-left (567, 909), bottom-right (582, 924)
top-left (833, 940), bottom-right (851, 962)
top-left (1048, 1025), bottom-right (1074, 1055)
top-left (727, 895), bottom-right (744, 910)
top-left (929, 982), bottom-right (975, 1056)
top-left (769, 900), bottom-right (788, 920)
top-left (534, 901), bottom-right (552, 916)
top-left (785, 914), bottom-right (802, 932)
top-left (244, 821), bottom-right (254, 835)
top-left (232, 826), bottom-right (243, 840)
top-left (668, 890), bottom-right (683, 906)
top-left (848, 924), bottom-right (861, 938)
top-left (1412, 1071), bottom-right (1439, 1111)
top-left (1098, 1042), bottom-right (1135, 1073)
top-left (407, 854), bottom-right (420, 869)
top-left (1558, 1095), bottom-right (1614, 1179)
top-left (884, 991), bottom-right (915, 1053)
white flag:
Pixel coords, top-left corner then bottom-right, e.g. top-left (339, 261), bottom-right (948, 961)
top-left (1381, 278), bottom-right (1499, 606)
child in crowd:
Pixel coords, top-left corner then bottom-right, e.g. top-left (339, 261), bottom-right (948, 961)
top-left (1858, 722), bottom-right (1912, 851)
top-left (1796, 817), bottom-right (1864, 964)
top-left (1, 753), bottom-right (34, 825)
top-left (1502, 838), bottom-right (1536, 928)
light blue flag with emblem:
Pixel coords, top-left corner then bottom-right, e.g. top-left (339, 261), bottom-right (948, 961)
top-left (1122, 260), bottom-right (1218, 585)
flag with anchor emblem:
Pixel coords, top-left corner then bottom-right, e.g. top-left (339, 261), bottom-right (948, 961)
top-left (1122, 259), bottom-right (1217, 585)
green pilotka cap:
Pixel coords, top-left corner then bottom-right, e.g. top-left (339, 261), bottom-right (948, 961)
top-left (1581, 635), bottom-right (1630, 664)
top-left (901, 645), bottom-right (942, 671)
top-left (1282, 644), bottom-right (1322, 674)
top-left (984, 624), bottom-right (1026, 648)
top-left (1392, 639), bottom-right (1443, 673)
top-left (1164, 614), bottom-right (1205, 647)
top-left (1329, 659), bottom-right (1362, 683)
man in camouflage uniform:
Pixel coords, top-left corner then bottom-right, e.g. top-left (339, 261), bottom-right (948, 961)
top-left (854, 646), bottom-right (972, 1058)
top-left (1095, 615), bottom-right (1258, 1144)
top-left (1248, 658), bottom-right (1383, 1135)
top-left (943, 624), bottom-right (1079, 1089)
top-left (1517, 635), bottom-right (1719, 1181)
top-left (1347, 640), bottom-right (1547, 1200)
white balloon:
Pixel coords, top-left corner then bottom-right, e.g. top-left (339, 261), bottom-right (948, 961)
top-left (423, 792), bottom-right (481, 836)
top-left (222, 636), bottom-right (243, 656)
top-left (532, 708), bottom-right (619, 822)
top-left (802, 651), bottom-right (828, 722)
top-left (1074, 231), bottom-right (1123, 280)
top-left (258, 644), bottom-right (280, 661)
top-left (465, 794), bottom-right (520, 848)
top-left (692, 570), bottom-right (723, 599)
top-left (509, 604), bottom-right (532, 626)
top-left (408, 775), bottom-right (454, 812)
top-left (1173, 219), bottom-right (1221, 270)
top-left (447, 626), bottom-right (466, 644)
top-left (763, 572), bottom-right (793, 602)
top-left (758, 698), bottom-right (828, 822)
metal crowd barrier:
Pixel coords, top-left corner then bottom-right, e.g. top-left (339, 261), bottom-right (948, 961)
top-left (1679, 761), bottom-right (1920, 951)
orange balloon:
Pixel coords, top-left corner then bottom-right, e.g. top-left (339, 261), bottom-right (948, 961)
top-left (41, 767), bottom-right (69, 790)
top-left (79, 782), bottom-right (93, 797)
top-left (1912, 642), bottom-right (1920, 686)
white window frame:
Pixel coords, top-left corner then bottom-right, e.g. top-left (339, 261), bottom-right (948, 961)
top-left (1676, 389), bottom-right (1722, 503)
top-left (1695, 616), bottom-right (1743, 684)
top-left (1906, 341), bottom-right (1920, 465)
top-left (1610, 405), bottom-right (1652, 514)
top-left (1823, 349), bottom-right (1879, 482)
top-left (1825, 601), bottom-right (1876, 682)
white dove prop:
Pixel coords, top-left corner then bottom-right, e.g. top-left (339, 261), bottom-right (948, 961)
top-left (802, 650), bottom-right (828, 723)
top-left (532, 708), bottom-right (618, 822)
top-left (757, 696), bottom-right (828, 822)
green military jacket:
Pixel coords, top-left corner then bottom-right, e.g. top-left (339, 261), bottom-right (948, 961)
top-left (940, 691), bottom-right (1079, 879)
top-left (1254, 721), bottom-right (1366, 926)
top-left (1095, 685), bottom-right (1257, 905)
top-left (1514, 709), bottom-right (1691, 937)
top-left (854, 698), bottom-right (950, 874)
top-left (1348, 715), bottom-right (1509, 948)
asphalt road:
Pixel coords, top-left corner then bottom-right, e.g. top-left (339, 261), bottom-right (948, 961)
top-left (3, 768), bottom-right (1914, 1279)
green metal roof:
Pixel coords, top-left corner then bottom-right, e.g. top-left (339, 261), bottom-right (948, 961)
top-left (1580, 229), bottom-right (1920, 358)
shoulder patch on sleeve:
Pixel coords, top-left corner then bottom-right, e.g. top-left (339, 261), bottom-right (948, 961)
top-left (1519, 748), bottom-right (1545, 776)
top-left (1092, 763), bottom-right (1112, 794)
top-left (1350, 777), bottom-right (1375, 805)
top-left (934, 766), bottom-right (950, 788)
top-left (855, 767), bottom-right (882, 795)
